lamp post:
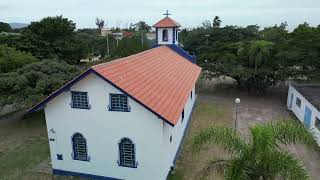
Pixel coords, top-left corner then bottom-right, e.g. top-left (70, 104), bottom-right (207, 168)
top-left (234, 98), bottom-right (240, 131)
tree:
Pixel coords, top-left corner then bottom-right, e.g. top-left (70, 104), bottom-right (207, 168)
top-left (95, 18), bottom-right (105, 33)
top-left (0, 45), bottom-right (38, 73)
top-left (134, 21), bottom-right (151, 48)
top-left (201, 20), bottom-right (212, 29)
top-left (0, 59), bottom-right (80, 107)
top-left (0, 16), bottom-right (91, 64)
top-left (246, 40), bottom-right (273, 75)
top-left (192, 120), bottom-right (316, 180)
top-left (213, 16), bottom-right (221, 28)
top-left (0, 22), bottom-right (12, 32)
top-left (134, 21), bottom-right (151, 32)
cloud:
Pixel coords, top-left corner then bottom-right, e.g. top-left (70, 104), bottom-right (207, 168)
top-left (0, 0), bottom-right (319, 28)
top-left (0, 5), bottom-right (8, 10)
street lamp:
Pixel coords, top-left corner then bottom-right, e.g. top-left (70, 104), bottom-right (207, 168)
top-left (234, 98), bottom-right (240, 131)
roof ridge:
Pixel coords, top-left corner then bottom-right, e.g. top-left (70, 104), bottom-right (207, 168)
top-left (92, 46), bottom-right (164, 68)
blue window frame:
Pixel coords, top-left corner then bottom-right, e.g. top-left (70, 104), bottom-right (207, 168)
top-left (71, 91), bottom-right (90, 109)
top-left (72, 133), bottom-right (89, 161)
top-left (109, 93), bottom-right (130, 112)
top-left (118, 138), bottom-right (137, 168)
top-left (296, 97), bottom-right (301, 108)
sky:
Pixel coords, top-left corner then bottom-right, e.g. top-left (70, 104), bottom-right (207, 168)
top-left (1, 0), bottom-right (320, 30)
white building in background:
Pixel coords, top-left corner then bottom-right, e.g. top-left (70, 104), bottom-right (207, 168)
top-left (29, 14), bottom-right (201, 180)
top-left (287, 84), bottom-right (320, 145)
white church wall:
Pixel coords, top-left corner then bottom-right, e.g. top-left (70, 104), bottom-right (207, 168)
top-left (160, 86), bottom-right (196, 176)
top-left (287, 85), bottom-right (320, 145)
top-left (45, 73), bottom-right (167, 180)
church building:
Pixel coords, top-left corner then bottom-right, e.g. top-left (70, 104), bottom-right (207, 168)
top-left (29, 13), bottom-right (201, 180)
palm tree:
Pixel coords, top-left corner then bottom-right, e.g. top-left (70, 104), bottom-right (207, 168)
top-left (248, 40), bottom-right (273, 75)
top-left (192, 120), bottom-right (317, 180)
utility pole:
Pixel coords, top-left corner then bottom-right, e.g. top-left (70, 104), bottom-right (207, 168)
top-left (141, 31), bottom-right (144, 48)
top-left (106, 32), bottom-right (110, 57)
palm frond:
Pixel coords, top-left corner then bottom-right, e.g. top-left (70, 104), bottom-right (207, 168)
top-left (191, 127), bottom-right (247, 154)
top-left (266, 120), bottom-right (317, 149)
top-left (249, 124), bottom-right (278, 154)
top-left (273, 151), bottom-right (310, 180)
top-left (195, 159), bottom-right (229, 179)
top-left (224, 156), bottom-right (256, 180)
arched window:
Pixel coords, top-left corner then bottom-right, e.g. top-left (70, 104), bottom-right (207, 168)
top-left (118, 138), bottom-right (136, 168)
top-left (162, 29), bottom-right (168, 42)
top-left (72, 133), bottom-right (89, 161)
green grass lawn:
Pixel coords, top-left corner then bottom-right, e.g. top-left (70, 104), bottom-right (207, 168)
top-left (0, 112), bottom-right (50, 180)
top-left (0, 137), bottom-right (49, 179)
top-left (168, 99), bottom-right (233, 180)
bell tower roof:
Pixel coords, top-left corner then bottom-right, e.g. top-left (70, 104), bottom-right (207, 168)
top-left (154, 11), bottom-right (181, 45)
top-left (153, 17), bottom-right (181, 28)
top-left (153, 11), bottom-right (181, 28)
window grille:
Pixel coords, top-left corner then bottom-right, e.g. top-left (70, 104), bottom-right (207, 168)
top-left (118, 138), bottom-right (136, 168)
top-left (109, 94), bottom-right (130, 112)
top-left (72, 133), bottom-right (89, 161)
top-left (296, 97), bottom-right (301, 108)
top-left (71, 91), bottom-right (90, 109)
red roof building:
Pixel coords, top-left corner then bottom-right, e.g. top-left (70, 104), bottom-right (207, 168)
top-left (28, 14), bottom-right (201, 180)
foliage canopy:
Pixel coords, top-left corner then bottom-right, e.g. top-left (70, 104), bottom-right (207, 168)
top-left (192, 120), bottom-right (317, 180)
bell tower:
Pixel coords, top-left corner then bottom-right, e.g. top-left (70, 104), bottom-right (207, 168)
top-left (153, 10), bottom-right (181, 46)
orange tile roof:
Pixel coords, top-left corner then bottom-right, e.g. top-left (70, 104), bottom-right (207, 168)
top-left (153, 17), bottom-right (181, 28)
top-left (93, 46), bottom-right (201, 125)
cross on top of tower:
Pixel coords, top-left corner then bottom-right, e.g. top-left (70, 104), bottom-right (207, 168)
top-left (163, 10), bottom-right (171, 17)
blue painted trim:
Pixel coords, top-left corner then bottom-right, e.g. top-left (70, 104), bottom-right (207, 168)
top-left (28, 68), bottom-right (175, 127)
top-left (57, 154), bottom-right (63, 160)
top-left (167, 45), bottom-right (196, 64)
top-left (156, 28), bottom-right (158, 44)
top-left (172, 27), bottom-right (176, 44)
top-left (53, 169), bottom-right (123, 180)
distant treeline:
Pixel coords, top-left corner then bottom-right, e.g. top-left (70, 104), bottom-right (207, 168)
top-left (0, 16), bottom-right (152, 109)
top-left (180, 16), bottom-right (320, 91)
